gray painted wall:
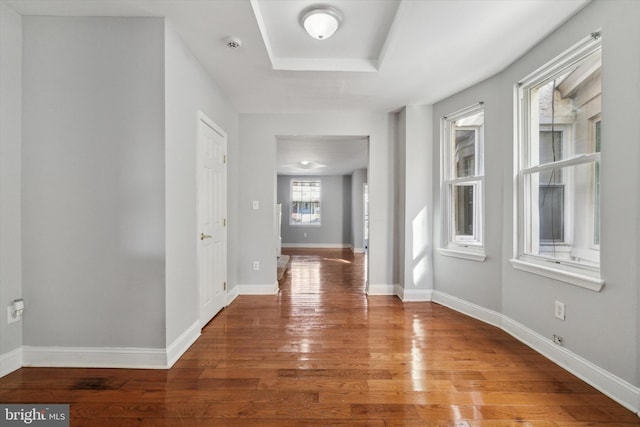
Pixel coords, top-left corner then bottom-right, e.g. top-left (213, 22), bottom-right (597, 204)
top-left (277, 175), bottom-right (351, 246)
top-left (433, 0), bottom-right (640, 385)
top-left (0, 3), bottom-right (23, 365)
top-left (398, 106), bottom-right (434, 293)
top-left (22, 17), bottom-right (167, 348)
top-left (238, 113), bottom-right (396, 291)
top-left (351, 169), bottom-right (367, 251)
top-left (164, 21), bottom-right (238, 346)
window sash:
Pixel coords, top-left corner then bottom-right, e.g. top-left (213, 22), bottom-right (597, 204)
top-left (290, 179), bottom-right (321, 226)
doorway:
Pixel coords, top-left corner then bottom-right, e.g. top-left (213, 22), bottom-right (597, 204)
top-left (275, 135), bottom-right (369, 293)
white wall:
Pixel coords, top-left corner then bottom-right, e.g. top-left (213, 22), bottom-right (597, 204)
top-left (22, 17), bottom-right (167, 348)
top-left (239, 113), bottom-right (395, 292)
top-left (277, 175), bottom-right (351, 246)
top-left (0, 3), bottom-right (22, 373)
top-left (351, 168), bottom-right (367, 252)
top-left (433, 0), bottom-right (640, 388)
top-left (164, 22), bottom-right (239, 347)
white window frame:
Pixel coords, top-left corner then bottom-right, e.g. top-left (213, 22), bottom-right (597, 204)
top-left (439, 103), bottom-right (486, 262)
top-left (289, 178), bottom-right (322, 227)
top-left (511, 31), bottom-right (603, 291)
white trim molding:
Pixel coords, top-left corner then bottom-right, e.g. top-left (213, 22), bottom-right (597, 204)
top-left (22, 346), bottom-right (168, 369)
top-left (395, 285), bottom-right (433, 302)
top-left (432, 290), bottom-right (502, 328)
top-left (352, 247), bottom-right (366, 254)
top-left (0, 347), bottom-right (23, 377)
top-left (282, 243), bottom-right (352, 249)
top-left (431, 290), bottom-right (640, 415)
top-left (237, 282), bottom-right (279, 295)
top-left (366, 283), bottom-right (395, 296)
top-left (226, 285), bottom-right (240, 306)
top-left (166, 321), bottom-right (200, 368)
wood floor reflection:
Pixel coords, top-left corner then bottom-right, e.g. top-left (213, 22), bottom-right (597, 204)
top-left (1, 248), bottom-right (638, 426)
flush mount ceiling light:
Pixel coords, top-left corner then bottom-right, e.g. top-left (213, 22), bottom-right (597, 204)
top-left (300, 5), bottom-right (342, 40)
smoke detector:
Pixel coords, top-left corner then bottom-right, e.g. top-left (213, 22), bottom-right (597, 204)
top-left (225, 36), bottom-right (242, 49)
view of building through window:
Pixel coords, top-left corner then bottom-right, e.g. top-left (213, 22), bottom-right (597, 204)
top-left (518, 40), bottom-right (601, 269)
top-left (290, 179), bottom-right (321, 225)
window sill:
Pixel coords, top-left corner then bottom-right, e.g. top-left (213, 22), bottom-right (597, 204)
top-left (438, 248), bottom-right (486, 262)
top-left (509, 258), bottom-right (604, 292)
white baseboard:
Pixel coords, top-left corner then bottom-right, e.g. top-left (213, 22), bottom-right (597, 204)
top-left (0, 347), bottom-right (23, 377)
top-left (396, 285), bottom-right (433, 302)
top-left (237, 282), bottom-right (279, 295)
top-left (22, 345), bottom-right (168, 369)
top-left (431, 290), bottom-right (640, 415)
top-left (282, 243), bottom-right (352, 249)
top-left (352, 247), bottom-right (366, 254)
top-left (226, 285), bottom-right (239, 306)
top-left (502, 316), bottom-right (640, 415)
top-left (432, 290), bottom-right (503, 328)
top-left (367, 283), bottom-right (396, 295)
top-left (166, 321), bottom-right (200, 368)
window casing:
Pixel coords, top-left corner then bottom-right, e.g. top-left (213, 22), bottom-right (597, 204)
top-left (440, 104), bottom-right (485, 261)
top-left (512, 32), bottom-right (603, 291)
top-left (290, 179), bottom-right (321, 226)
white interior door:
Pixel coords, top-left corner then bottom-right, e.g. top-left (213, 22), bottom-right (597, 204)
top-left (197, 113), bottom-right (227, 328)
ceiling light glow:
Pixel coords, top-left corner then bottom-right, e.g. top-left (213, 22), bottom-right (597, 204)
top-left (300, 5), bottom-right (342, 40)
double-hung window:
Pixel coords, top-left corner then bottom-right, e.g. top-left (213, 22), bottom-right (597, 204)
top-left (290, 179), bottom-right (321, 226)
top-left (512, 32), bottom-right (603, 291)
top-left (441, 103), bottom-right (485, 261)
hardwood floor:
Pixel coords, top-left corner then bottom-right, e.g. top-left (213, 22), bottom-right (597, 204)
top-left (1, 248), bottom-right (638, 426)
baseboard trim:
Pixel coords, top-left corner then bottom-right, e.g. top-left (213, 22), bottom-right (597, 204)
top-left (0, 347), bottom-right (23, 377)
top-left (502, 316), bottom-right (640, 415)
top-left (226, 285), bottom-right (239, 306)
top-left (166, 321), bottom-right (200, 368)
top-left (22, 345), bottom-right (168, 369)
top-left (431, 290), bottom-right (640, 415)
top-left (352, 247), bottom-right (366, 254)
top-left (282, 243), bottom-right (352, 249)
top-left (396, 286), bottom-right (433, 302)
top-left (432, 290), bottom-right (502, 328)
top-left (237, 282), bottom-right (279, 295)
top-left (366, 283), bottom-right (396, 296)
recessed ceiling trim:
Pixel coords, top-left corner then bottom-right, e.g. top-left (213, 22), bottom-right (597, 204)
top-left (249, 0), bottom-right (276, 70)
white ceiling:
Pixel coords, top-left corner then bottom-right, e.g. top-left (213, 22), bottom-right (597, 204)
top-left (277, 136), bottom-right (368, 175)
top-left (5, 0), bottom-right (590, 175)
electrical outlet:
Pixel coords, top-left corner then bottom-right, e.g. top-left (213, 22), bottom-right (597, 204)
top-left (553, 334), bottom-right (564, 346)
top-left (555, 300), bottom-right (566, 320)
top-left (252, 200), bottom-right (259, 210)
top-left (252, 261), bottom-right (260, 271)
top-left (7, 307), bottom-right (20, 324)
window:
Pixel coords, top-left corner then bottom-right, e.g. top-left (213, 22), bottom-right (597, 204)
top-left (440, 103), bottom-right (485, 261)
top-left (512, 32), bottom-right (603, 290)
top-left (290, 179), bottom-right (321, 226)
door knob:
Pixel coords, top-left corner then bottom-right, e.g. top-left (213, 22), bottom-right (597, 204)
top-left (200, 233), bottom-right (213, 240)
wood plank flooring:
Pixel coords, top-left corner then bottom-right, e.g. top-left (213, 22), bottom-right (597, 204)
top-left (1, 248), bottom-right (638, 426)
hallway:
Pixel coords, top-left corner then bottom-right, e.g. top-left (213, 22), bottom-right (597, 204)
top-left (0, 249), bottom-right (638, 425)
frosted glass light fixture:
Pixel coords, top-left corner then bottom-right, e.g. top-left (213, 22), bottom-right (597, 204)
top-left (300, 5), bottom-right (342, 40)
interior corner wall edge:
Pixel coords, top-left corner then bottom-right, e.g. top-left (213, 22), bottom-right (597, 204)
top-left (0, 2), bottom-right (23, 367)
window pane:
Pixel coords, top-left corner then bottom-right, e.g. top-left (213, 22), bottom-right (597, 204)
top-left (453, 184), bottom-right (475, 238)
top-left (455, 129), bottom-right (476, 178)
top-left (529, 49), bottom-right (601, 167)
top-left (525, 162), bottom-right (599, 266)
top-left (539, 130), bottom-right (563, 184)
top-left (291, 180), bottom-right (321, 225)
top-left (594, 120), bottom-right (601, 245)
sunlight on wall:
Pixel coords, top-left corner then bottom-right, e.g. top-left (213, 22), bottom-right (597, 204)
top-left (412, 206), bottom-right (429, 287)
